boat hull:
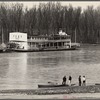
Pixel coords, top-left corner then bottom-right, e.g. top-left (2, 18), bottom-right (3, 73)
top-left (0, 48), bottom-right (13, 53)
top-left (0, 49), bottom-right (4, 53)
top-left (12, 47), bottom-right (77, 52)
top-left (38, 84), bottom-right (69, 88)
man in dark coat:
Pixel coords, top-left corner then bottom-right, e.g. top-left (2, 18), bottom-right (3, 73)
top-left (62, 76), bottom-right (66, 85)
top-left (78, 75), bottom-right (81, 86)
top-left (69, 76), bottom-right (72, 86)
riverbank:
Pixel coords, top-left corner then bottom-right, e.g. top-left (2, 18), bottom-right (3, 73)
top-left (0, 85), bottom-right (100, 95)
top-left (1, 93), bottom-right (100, 99)
top-left (0, 85), bottom-right (100, 99)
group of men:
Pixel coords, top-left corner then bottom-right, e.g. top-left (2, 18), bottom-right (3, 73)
top-left (62, 76), bottom-right (72, 86)
top-left (78, 75), bottom-right (86, 86)
top-left (62, 75), bottom-right (86, 86)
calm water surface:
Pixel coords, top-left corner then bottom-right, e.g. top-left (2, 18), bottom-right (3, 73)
top-left (0, 45), bottom-right (100, 89)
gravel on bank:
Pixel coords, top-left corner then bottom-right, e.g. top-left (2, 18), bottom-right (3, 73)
top-left (1, 93), bottom-right (100, 99)
top-left (0, 85), bottom-right (100, 95)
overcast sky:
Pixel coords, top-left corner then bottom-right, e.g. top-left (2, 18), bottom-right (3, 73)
top-left (2, 1), bottom-right (100, 10)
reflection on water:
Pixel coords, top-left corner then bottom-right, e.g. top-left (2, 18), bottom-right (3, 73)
top-left (0, 45), bottom-right (100, 89)
top-left (6, 53), bottom-right (27, 89)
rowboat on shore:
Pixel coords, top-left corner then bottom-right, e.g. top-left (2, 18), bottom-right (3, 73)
top-left (38, 84), bottom-right (69, 88)
top-left (38, 84), bottom-right (75, 88)
top-left (95, 83), bottom-right (100, 85)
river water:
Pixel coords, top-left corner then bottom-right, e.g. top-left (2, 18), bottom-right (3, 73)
top-left (0, 45), bottom-right (100, 90)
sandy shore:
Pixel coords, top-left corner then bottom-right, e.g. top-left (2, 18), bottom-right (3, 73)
top-left (0, 93), bottom-right (100, 99)
top-left (0, 85), bottom-right (100, 99)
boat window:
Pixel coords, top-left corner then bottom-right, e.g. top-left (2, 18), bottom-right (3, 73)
top-left (58, 42), bottom-right (62, 46)
top-left (54, 42), bottom-right (57, 46)
top-left (54, 37), bottom-right (60, 40)
top-left (66, 41), bottom-right (70, 43)
top-left (50, 43), bottom-right (53, 46)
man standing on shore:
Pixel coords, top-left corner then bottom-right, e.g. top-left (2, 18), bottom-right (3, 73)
top-left (78, 75), bottom-right (81, 86)
top-left (62, 76), bottom-right (66, 85)
top-left (68, 76), bottom-right (72, 86)
top-left (82, 76), bottom-right (86, 86)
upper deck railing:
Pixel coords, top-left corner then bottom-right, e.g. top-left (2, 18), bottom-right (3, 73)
top-left (27, 34), bottom-right (71, 42)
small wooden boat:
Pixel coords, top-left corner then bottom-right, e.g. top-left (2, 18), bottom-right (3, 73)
top-left (38, 84), bottom-right (69, 88)
top-left (95, 83), bottom-right (100, 85)
top-left (38, 82), bottom-right (76, 88)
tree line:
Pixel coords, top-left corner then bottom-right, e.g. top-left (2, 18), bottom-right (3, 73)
top-left (0, 2), bottom-right (100, 44)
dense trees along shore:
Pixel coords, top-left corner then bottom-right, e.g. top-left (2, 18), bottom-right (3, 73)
top-left (0, 2), bottom-right (100, 44)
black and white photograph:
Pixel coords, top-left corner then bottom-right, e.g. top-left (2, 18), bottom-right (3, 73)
top-left (0, 1), bottom-right (100, 99)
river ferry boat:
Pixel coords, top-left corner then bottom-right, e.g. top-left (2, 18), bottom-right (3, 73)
top-left (8, 31), bottom-right (80, 52)
top-left (27, 34), bottom-right (77, 51)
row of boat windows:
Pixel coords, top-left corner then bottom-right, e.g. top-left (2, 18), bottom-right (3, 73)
top-left (28, 37), bottom-right (70, 40)
top-left (28, 41), bottom-right (70, 44)
top-left (28, 42), bottom-right (70, 47)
